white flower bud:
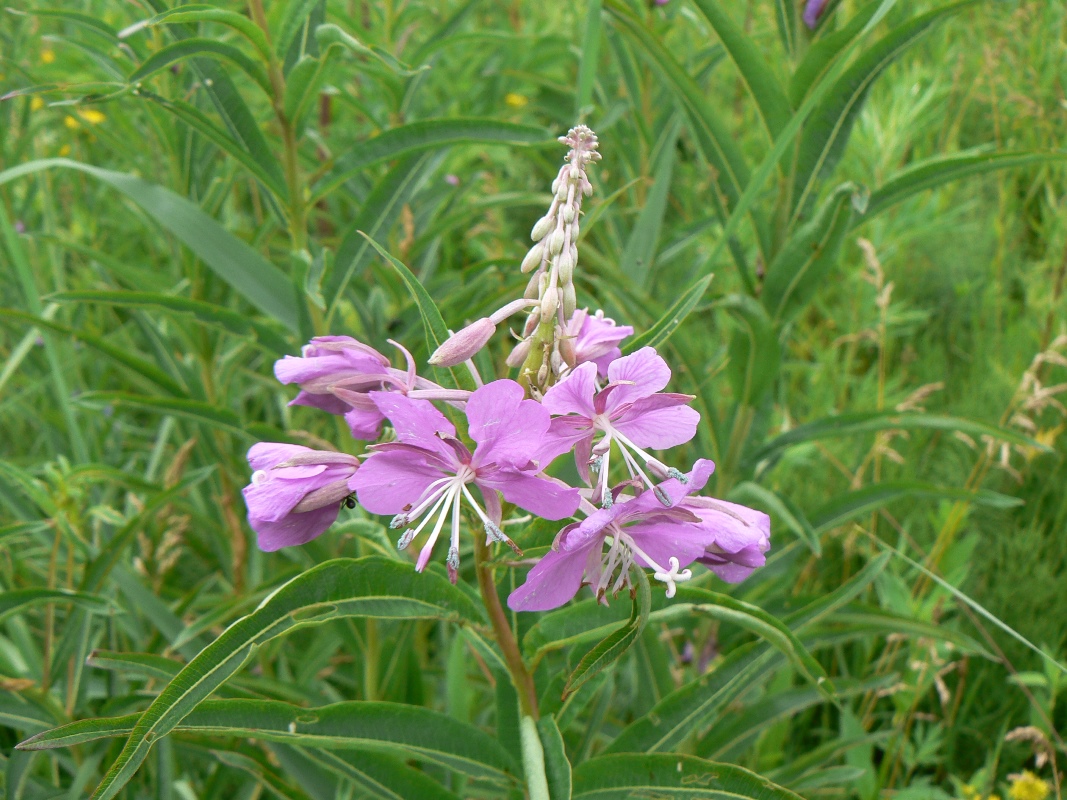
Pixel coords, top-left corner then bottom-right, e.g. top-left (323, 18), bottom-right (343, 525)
top-left (548, 228), bottom-right (565, 255)
top-left (581, 179), bottom-right (593, 196)
top-left (556, 182), bottom-right (568, 201)
top-left (537, 363), bottom-right (549, 385)
top-left (557, 250), bottom-right (574, 284)
top-left (551, 177), bottom-right (560, 194)
top-left (562, 206), bottom-right (575, 224)
top-left (550, 347), bottom-right (563, 374)
top-left (530, 215), bottom-right (554, 241)
top-left (520, 242), bottom-right (544, 273)
top-left (562, 283), bottom-right (576, 318)
top-left (569, 222), bottom-right (579, 242)
top-left (524, 272), bottom-right (541, 299)
top-left (540, 283), bottom-right (558, 319)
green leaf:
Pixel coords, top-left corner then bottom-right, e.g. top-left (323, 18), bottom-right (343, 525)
top-left (690, 0), bottom-right (794, 138)
top-left (283, 748), bottom-right (465, 800)
top-left (719, 293), bottom-right (780, 407)
top-left (47, 290), bottom-right (290, 354)
top-left (605, 2), bottom-right (752, 217)
top-left (358, 232), bottom-right (477, 392)
top-left (314, 23), bottom-right (423, 76)
top-left (0, 159), bottom-right (302, 332)
top-left (121, 5), bottom-right (272, 60)
top-left (75, 391), bottom-right (249, 439)
top-left (0, 589), bottom-right (111, 622)
top-left (727, 482), bottom-right (821, 556)
top-left (0, 308), bottom-right (187, 396)
top-left (789, 2), bottom-right (974, 221)
top-left (128, 38), bottom-right (271, 95)
top-left (811, 481), bottom-right (1024, 532)
top-left (85, 557), bottom-right (485, 799)
top-left (624, 274), bottom-right (714, 353)
top-left (604, 554), bottom-right (888, 754)
top-left (788, 0), bottom-right (881, 108)
top-left (86, 650), bottom-right (184, 682)
top-left (311, 119), bottom-right (551, 203)
top-left (619, 119), bottom-right (680, 288)
top-left (762, 182), bottom-right (861, 323)
top-left (684, 587), bottom-right (833, 698)
top-left (282, 55), bottom-right (328, 125)
top-left (21, 700), bottom-right (518, 782)
top-left (573, 753), bottom-right (807, 799)
top-left (137, 90), bottom-right (289, 199)
top-left (537, 715), bottom-right (573, 800)
top-left (745, 409), bottom-right (1049, 474)
top-left (575, 0), bottom-right (604, 119)
top-left (563, 567), bottom-right (651, 697)
top-left (275, 0), bottom-right (322, 60)
top-left (863, 150), bottom-right (1067, 221)
top-left (327, 153), bottom-right (437, 314)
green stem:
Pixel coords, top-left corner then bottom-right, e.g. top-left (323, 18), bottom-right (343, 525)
top-left (473, 537), bottom-right (538, 717)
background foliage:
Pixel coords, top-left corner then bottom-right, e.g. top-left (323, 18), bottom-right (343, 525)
top-left (0, 0), bottom-right (1065, 798)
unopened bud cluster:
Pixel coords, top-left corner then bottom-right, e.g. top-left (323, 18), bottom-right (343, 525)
top-left (509, 125), bottom-right (601, 394)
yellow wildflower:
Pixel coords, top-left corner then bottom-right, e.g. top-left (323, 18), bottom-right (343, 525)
top-left (64, 115), bottom-right (80, 130)
top-left (961, 785), bottom-right (979, 800)
top-left (31, 97), bottom-right (45, 111)
top-left (78, 108), bottom-right (106, 125)
top-left (41, 49), bottom-right (56, 64)
top-left (504, 92), bottom-right (529, 108)
top-left (1009, 772), bottom-right (1050, 800)
top-left (58, 144), bottom-right (71, 156)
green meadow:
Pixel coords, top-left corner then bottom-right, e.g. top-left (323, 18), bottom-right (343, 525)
top-left (0, 1), bottom-right (1064, 798)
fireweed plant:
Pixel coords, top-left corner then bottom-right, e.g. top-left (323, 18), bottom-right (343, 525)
top-left (243, 126), bottom-right (770, 783)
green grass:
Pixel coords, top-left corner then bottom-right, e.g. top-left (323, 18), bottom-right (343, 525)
top-left (0, 0), bottom-right (1065, 798)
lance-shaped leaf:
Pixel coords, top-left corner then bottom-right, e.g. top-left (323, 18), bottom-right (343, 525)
top-left (690, 0), bottom-right (794, 138)
top-left (604, 554), bottom-right (889, 754)
top-left (789, 1), bottom-right (974, 222)
top-left (83, 557), bottom-right (486, 800)
top-left (0, 159), bottom-right (302, 332)
top-left (20, 699), bottom-right (517, 782)
top-left (563, 568), bottom-right (651, 697)
top-left (862, 150), bottom-right (1067, 222)
top-left (573, 753), bottom-right (807, 799)
top-left (745, 409), bottom-right (1049, 475)
top-left (128, 38), bottom-right (271, 95)
top-left (762, 182), bottom-right (861, 323)
top-left (0, 589), bottom-right (111, 623)
top-left (311, 119), bottom-right (551, 202)
top-left (537, 715), bottom-right (573, 800)
top-left (624, 274), bottom-right (714, 353)
top-left (120, 5), bottom-right (271, 60)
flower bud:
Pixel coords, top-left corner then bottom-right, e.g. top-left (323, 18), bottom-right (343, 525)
top-left (524, 271), bottom-right (541, 299)
top-left (557, 250), bottom-right (574, 284)
top-left (562, 283), bottom-right (577, 318)
top-left (569, 222), bottom-right (579, 242)
top-left (521, 242), bottom-right (544, 273)
top-left (531, 215), bottom-right (554, 241)
top-left (548, 228), bottom-right (565, 255)
top-left (523, 309), bottom-right (541, 336)
top-left (489, 297), bottom-right (538, 325)
top-left (550, 347), bottom-right (563, 375)
top-left (428, 318), bottom-right (496, 367)
top-left (506, 337), bottom-right (533, 367)
top-left (562, 206), bottom-right (576, 224)
top-left (556, 181), bottom-right (568, 201)
top-left (540, 283), bottom-right (558, 319)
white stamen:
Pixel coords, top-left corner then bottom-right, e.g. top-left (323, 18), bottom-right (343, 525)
top-left (652, 557), bottom-right (692, 599)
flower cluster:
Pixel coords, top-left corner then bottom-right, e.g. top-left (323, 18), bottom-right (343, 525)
top-left (243, 126), bottom-right (769, 610)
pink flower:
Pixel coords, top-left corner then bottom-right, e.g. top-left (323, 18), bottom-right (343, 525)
top-left (541, 347), bottom-right (700, 501)
top-left (242, 443), bottom-right (360, 552)
top-left (687, 497), bottom-right (771, 582)
top-left (508, 460), bottom-right (717, 611)
top-left (351, 380), bottom-right (580, 581)
top-left (803, 0), bottom-right (830, 28)
top-left (567, 308), bottom-right (633, 377)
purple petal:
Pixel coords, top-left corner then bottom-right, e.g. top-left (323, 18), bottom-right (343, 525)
top-left (627, 519), bottom-right (714, 570)
top-left (591, 347), bottom-right (622, 377)
top-left (247, 442), bottom-right (307, 471)
top-left (689, 497), bottom-right (771, 554)
top-left (477, 471), bottom-right (580, 520)
top-left (370, 391), bottom-right (457, 458)
top-left (802, 0), bottom-right (829, 28)
top-left (289, 389), bottom-right (352, 415)
top-left (613, 395), bottom-right (700, 449)
top-left (507, 543), bottom-right (592, 612)
top-left (350, 450), bottom-right (448, 515)
top-left (467, 380), bottom-right (551, 468)
top-left (344, 406), bottom-right (385, 440)
top-left (604, 347), bottom-right (671, 410)
top-left (542, 362), bottom-right (598, 417)
top-left (699, 545), bottom-right (767, 583)
top-left (538, 416), bottom-right (593, 469)
top-left (251, 504), bottom-right (339, 552)
top-left (654, 458), bottom-right (718, 507)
